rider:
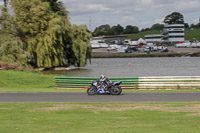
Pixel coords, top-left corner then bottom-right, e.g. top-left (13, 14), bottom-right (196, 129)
top-left (100, 74), bottom-right (111, 90)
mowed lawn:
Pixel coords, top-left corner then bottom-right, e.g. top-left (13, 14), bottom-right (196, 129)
top-left (0, 103), bottom-right (200, 133)
top-left (0, 70), bottom-right (200, 92)
top-left (0, 70), bottom-right (57, 92)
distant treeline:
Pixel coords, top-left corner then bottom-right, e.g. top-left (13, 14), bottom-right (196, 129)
top-left (93, 12), bottom-right (200, 37)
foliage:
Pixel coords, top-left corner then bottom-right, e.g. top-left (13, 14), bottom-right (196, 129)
top-left (0, 7), bottom-right (29, 66)
top-left (123, 25), bottom-right (139, 34)
top-left (11, 0), bottom-right (68, 68)
top-left (42, 0), bottom-right (68, 16)
top-left (93, 24), bottom-right (110, 36)
top-left (71, 25), bottom-right (92, 67)
top-left (108, 24), bottom-right (124, 35)
top-left (164, 12), bottom-right (184, 24)
top-left (151, 23), bottom-right (164, 30)
top-left (190, 23), bottom-right (200, 28)
top-left (9, 0), bottom-right (91, 68)
top-left (93, 24), bottom-right (139, 36)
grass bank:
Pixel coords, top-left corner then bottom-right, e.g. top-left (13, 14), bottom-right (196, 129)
top-left (0, 70), bottom-right (200, 92)
top-left (92, 53), bottom-right (186, 58)
top-left (0, 102), bottom-right (199, 133)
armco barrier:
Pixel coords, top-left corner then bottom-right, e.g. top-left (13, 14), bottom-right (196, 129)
top-left (55, 76), bottom-right (200, 89)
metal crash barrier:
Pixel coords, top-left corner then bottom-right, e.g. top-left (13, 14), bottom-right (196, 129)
top-left (55, 76), bottom-right (200, 89)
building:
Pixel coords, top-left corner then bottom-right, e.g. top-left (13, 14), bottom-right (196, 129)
top-left (90, 35), bottom-right (130, 48)
top-left (162, 24), bottom-right (184, 44)
top-left (124, 38), bottom-right (146, 46)
top-left (145, 24), bottom-right (185, 45)
top-left (145, 34), bottom-right (163, 44)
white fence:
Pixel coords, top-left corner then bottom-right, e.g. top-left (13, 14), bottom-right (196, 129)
top-left (138, 76), bottom-right (200, 89)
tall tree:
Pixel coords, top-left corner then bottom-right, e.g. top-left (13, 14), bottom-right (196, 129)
top-left (163, 12), bottom-right (184, 24)
top-left (4, 0), bottom-right (8, 7)
top-left (123, 25), bottom-right (139, 34)
top-left (108, 24), bottom-right (124, 35)
top-left (42, 0), bottom-right (68, 16)
top-left (70, 25), bottom-right (91, 67)
top-left (10, 0), bottom-right (91, 68)
top-left (151, 23), bottom-right (164, 30)
top-left (93, 24), bottom-right (110, 36)
top-left (11, 0), bottom-right (71, 68)
top-left (0, 6), bottom-right (29, 66)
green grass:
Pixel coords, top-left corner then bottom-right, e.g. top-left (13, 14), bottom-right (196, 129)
top-left (123, 30), bottom-right (160, 40)
top-left (0, 102), bottom-right (200, 133)
top-left (92, 53), bottom-right (186, 58)
top-left (0, 70), bottom-right (55, 92)
top-left (185, 29), bottom-right (200, 41)
top-left (0, 70), bottom-right (200, 92)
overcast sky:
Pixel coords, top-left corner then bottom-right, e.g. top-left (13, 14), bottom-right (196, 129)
top-left (1, 0), bottom-right (200, 31)
top-left (62, 0), bottom-right (200, 31)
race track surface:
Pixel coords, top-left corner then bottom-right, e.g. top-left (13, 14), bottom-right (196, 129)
top-left (0, 92), bottom-right (200, 102)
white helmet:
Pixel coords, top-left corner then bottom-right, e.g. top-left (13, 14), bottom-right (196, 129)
top-left (100, 74), bottom-right (104, 79)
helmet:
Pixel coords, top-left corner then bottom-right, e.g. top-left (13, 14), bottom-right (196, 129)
top-left (100, 74), bottom-right (104, 79)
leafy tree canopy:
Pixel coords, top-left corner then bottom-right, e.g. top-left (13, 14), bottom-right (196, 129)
top-left (123, 25), bottom-right (139, 34)
top-left (163, 12), bottom-right (184, 24)
top-left (0, 6), bottom-right (29, 66)
top-left (93, 24), bottom-right (111, 36)
top-left (0, 0), bottom-right (91, 68)
top-left (151, 23), bottom-right (164, 30)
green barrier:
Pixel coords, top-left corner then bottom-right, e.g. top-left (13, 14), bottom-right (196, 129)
top-left (55, 77), bottom-right (139, 89)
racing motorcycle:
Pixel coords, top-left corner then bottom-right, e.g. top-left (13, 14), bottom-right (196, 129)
top-left (87, 80), bottom-right (122, 95)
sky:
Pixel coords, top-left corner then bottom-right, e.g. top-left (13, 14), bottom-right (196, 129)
top-left (61, 0), bottom-right (200, 31)
top-left (1, 0), bottom-right (200, 31)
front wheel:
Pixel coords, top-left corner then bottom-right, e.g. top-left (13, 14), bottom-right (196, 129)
top-left (87, 86), bottom-right (97, 95)
top-left (110, 86), bottom-right (122, 95)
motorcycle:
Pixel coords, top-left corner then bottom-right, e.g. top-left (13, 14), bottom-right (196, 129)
top-left (87, 80), bottom-right (122, 95)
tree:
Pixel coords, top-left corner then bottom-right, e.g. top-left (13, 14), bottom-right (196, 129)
top-left (123, 25), bottom-right (139, 34)
top-left (108, 24), bottom-right (124, 35)
top-left (93, 24), bottom-right (110, 36)
top-left (151, 23), bottom-right (164, 30)
top-left (42, 0), bottom-right (68, 16)
top-left (11, 0), bottom-right (91, 68)
top-left (141, 28), bottom-right (151, 32)
top-left (0, 6), bottom-right (29, 66)
top-left (70, 25), bottom-right (91, 67)
top-left (4, 0), bottom-right (8, 7)
top-left (184, 23), bottom-right (189, 28)
top-left (163, 12), bottom-right (184, 24)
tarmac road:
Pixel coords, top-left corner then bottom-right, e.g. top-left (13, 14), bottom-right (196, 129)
top-left (0, 92), bottom-right (199, 102)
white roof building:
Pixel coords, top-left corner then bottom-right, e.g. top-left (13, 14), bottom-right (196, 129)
top-left (145, 24), bottom-right (185, 45)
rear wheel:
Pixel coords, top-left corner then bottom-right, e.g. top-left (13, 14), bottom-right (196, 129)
top-left (87, 86), bottom-right (97, 95)
top-left (110, 86), bottom-right (122, 95)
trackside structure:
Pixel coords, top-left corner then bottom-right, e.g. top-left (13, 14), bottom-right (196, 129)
top-left (55, 76), bottom-right (200, 89)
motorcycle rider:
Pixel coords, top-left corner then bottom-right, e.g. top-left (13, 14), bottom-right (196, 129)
top-left (100, 74), bottom-right (111, 90)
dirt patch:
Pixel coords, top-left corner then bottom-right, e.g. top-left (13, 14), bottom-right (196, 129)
top-left (0, 63), bottom-right (20, 70)
top-left (36, 104), bottom-right (200, 116)
top-left (0, 107), bottom-right (14, 110)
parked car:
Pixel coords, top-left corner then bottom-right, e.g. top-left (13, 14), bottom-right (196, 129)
top-left (143, 46), bottom-right (150, 52)
top-left (175, 42), bottom-right (191, 48)
top-left (125, 47), bottom-right (133, 53)
top-left (161, 47), bottom-right (169, 52)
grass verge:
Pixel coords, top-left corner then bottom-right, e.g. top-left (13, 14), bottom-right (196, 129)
top-left (92, 53), bottom-right (187, 58)
top-left (0, 102), bottom-right (200, 133)
top-left (0, 70), bottom-right (200, 92)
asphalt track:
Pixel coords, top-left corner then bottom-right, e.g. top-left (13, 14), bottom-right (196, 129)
top-left (0, 92), bottom-right (200, 102)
